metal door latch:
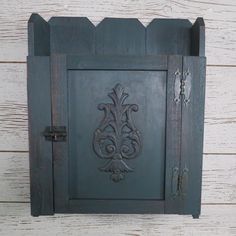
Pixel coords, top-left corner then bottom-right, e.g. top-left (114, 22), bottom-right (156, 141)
top-left (43, 126), bottom-right (67, 142)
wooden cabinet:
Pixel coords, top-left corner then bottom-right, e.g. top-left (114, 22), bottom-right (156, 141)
top-left (27, 14), bottom-right (206, 218)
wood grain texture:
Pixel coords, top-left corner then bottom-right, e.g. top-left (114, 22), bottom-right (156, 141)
top-left (0, 203), bottom-right (235, 236)
top-left (0, 0), bottom-right (236, 64)
top-left (0, 63), bottom-right (235, 153)
top-left (0, 63), bottom-right (28, 151)
top-left (0, 153), bottom-right (29, 202)
top-left (202, 154), bottom-right (236, 204)
top-left (0, 152), bottom-right (235, 204)
top-left (50, 54), bottom-right (69, 212)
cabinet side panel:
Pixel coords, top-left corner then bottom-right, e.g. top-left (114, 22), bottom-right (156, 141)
top-left (180, 56), bottom-right (206, 216)
top-left (27, 56), bottom-right (53, 216)
top-left (28, 14), bottom-right (50, 56)
top-left (191, 18), bottom-right (205, 56)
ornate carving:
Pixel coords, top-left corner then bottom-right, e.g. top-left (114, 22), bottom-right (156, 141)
top-left (93, 84), bottom-right (142, 182)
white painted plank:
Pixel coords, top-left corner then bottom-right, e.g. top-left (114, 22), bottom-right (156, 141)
top-left (0, 63), bottom-right (235, 153)
top-left (0, 152), bottom-right (29, 202)
top-left (205, 66), bottom-right (236, 120)
top-left (203, 66), bottom-right (236, 153)
top-left (0, 203), bottom-right (235, 236)
top-left (0, 63), bottom-right (28, 151)
top-left (0, 152), bottom-right (235, 204)
top-left (202, 154), bottom-right (236, 204)
top-left (204, 119), bottom-right (236, 154)
top-left (1, 0), bottom-right (236, 64)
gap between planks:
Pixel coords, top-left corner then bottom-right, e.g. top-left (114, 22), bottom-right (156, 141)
top-left (0, 150), bottom-right (29, 153)
top-left (1, 150), bottom-right (236, 155)
top-left (0, 201), bottom-right (235, 206)
top-left (1, 61), bottom-right (236, 68)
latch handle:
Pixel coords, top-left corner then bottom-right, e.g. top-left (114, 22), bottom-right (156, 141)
top-left (43, 126), bottom-right (67, 142)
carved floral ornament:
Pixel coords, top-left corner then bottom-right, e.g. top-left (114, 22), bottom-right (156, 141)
top-left (93, 84), bottom-right (142, 182)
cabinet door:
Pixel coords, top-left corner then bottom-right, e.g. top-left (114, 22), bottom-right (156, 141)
top-left (51, 55), bottom-right (182, 213)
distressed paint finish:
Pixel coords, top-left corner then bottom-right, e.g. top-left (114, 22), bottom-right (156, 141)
top-left (26, 14), bottom-right (206, 215)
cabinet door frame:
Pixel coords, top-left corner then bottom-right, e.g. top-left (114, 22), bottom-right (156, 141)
top-left (179, 56), bottom-right (206, 217)
top-left (51, 54), bottom-right (182, 213)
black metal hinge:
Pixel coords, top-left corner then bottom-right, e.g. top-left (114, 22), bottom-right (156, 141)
top-left (174, 68), bottom-right (192, 104)
top-left (172, 166), bottom-right (189, 198)
top-left (43, 126), bottom-right (67, 142)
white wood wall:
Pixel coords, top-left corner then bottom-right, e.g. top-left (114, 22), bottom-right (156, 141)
top-left (0, 1), bottom-right (236, 235)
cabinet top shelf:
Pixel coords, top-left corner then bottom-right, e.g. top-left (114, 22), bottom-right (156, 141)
top-left (28, 13), bottom-right (205, 58)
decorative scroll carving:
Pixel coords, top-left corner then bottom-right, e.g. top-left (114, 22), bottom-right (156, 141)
top-left (93, 84), bottom-right (142, 182)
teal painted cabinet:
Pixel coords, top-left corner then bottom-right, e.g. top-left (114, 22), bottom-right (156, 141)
top-left (27, 14), bottom-right (206, 218)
